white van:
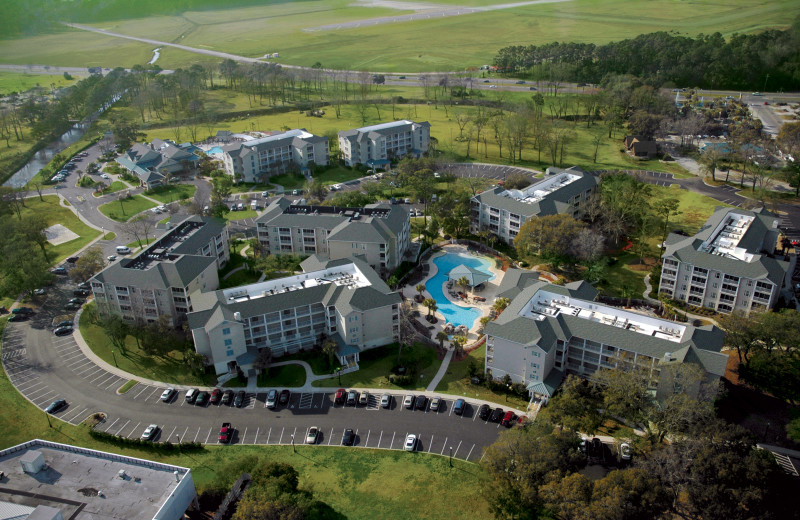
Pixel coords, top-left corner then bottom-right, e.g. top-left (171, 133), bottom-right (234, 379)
top-left (237, 202), bottom-right (244, 211)
top-left (250, 200), bottom-right (258, 211)
top-left (116, 246), bottom-right (131, 254)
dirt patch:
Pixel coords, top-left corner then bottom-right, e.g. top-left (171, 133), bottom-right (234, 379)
top-left (627, 257), bottom-right (657, 271)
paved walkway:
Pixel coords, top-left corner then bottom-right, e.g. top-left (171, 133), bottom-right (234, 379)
top-left (426, 349), bottom-right (453, 391)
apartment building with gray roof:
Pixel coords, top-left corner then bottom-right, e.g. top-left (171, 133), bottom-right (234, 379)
top-left (485, 277), bottom-right (727, 403)
top-left (187, 256), bottom-right (401, 376)
top-left (658, 207), bottom-right (795, 313)
top-left (221, 129), bottom-right (328, 183)
top-left (338, 120), bottom-right (431, 168)
top-left (470, 166), bottom-right (600, 244)
top-left (256, 200), bottom-right (410, 276)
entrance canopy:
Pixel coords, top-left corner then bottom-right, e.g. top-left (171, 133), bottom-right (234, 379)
top-left (447, 264), bottom-right (492, 287)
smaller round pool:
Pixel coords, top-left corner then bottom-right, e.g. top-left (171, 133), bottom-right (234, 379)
top-left (207, 146), bottom-right (224, 155)
top-left (426, 252), bottom-right (495, 329)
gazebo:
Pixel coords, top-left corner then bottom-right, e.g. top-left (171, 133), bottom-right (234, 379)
top-left (447, 264), bottom-right (492, 288)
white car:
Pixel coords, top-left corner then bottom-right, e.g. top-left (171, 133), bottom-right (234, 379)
top-left (160, 388), bottom-right (175, 402)
top-left (100, 173), bottom-right (109, 179)
top-left (619, 442), bottom-right (632, 461)
top-left (404, 434), bottom-right (417, 452)
top-left (141, 424), bottom-right (159, 441)
top-left (306, 426), bottom-right (319, 444)
top-left (430, 397), bottom-right (441, 412)
top-left (380, 394), bottom-right (391, 408)
top-left (403, 394), bottom-right (414, 409)
top-left (331, 184), bottom-right (341, 191)
top-left (107, 255), bottom-right (117, 262)
top-left (157, 205), bottom-right (166, 212)
top-left (34, 288), bottom-right (46, 295)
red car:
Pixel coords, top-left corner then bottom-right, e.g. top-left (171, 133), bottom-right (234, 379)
top-left (500, 411), bottom-right (517, 427)
top-left (335, 388), bottom-right (346, 405)
top-left (209, 388), bottom-right (222, 404)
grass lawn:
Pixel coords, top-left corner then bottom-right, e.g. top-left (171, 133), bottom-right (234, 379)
top-left (277, 349), bottom-right (341, 376)
top-left (14, 195), bottom-right (101, 265)
top-left (93, 180), bottom-right (128, 197)
top-left (144, 183), bottom-right (198, 203)
top-left (126, 237), bottom-right (155, 250)
top-left (231, 182), bottom-right (273, 194)
top-left (98, 195), bottom-right (157, 222)
top-left (222, 375), bottom-right (248, 388)
top-left (313, 343), bottom-right (442, 391)
top-left (0, 71), bottom-right (80, 95)
top-left (222, 209), bottom-right (257, 221)
top-left (256, 364), bottom-right (307, 387)
top-left (436, 345), bottom-right (530, 410)
top-left (268, 172), bottom-right (306, 190)
top-left (79, 302), bottom-right (217, 386)
top-left (219, 267), bottom-right (262, 289)
top-left (314, 166), bottom-right (363, 187)
top-left (117, 380), bottom-right (138, 393)
top-left (101, 232), bottom-right (116, 240)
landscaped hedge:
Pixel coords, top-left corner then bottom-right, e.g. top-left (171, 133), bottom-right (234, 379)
top-left (89, 429), bottom-right (204, 452)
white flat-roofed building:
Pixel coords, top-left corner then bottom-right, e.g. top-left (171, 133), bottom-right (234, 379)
top-left (485, 272), bottom-right (728, 402)
top-left (221, 129), bottom-right (329, 183)
top-left (187, 255), bottom-right (401, 376)
top-left (470, 166), bottom-right (599, 244)
top-left (0, 440), bottom-right (196, 520)
top-left (338, 120), bottom-right (430, 167)
top-left (659, 207), bottom-right (795, 313)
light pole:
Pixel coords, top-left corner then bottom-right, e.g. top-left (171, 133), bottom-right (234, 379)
top-left (335, 366), bottom-right (342, 385)
top-left (449, 446), bottom-right (453, 467)
top-left (505, 383), bottom-right (511, 402)
top-left (291, 434), bottom-right (295, 453)
top-left (45, 410), bottom-right (52, 428)
top-left (111, 350), bottom-right (118, 367)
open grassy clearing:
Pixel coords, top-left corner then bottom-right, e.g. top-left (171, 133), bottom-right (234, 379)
top-left (256, 364), bottom-right (307, 387)
top-left (98, 194), bottom-right (157, 221)
top-left (219, 268), bottom-right (262, 289)
top-left (13, 195), bottom-right (101, 265)
top-left (143, 183), bottom-right (197, 203)
top-left (221, 208), bottom-right (258, 221)
top-left (125, 237), bottom-right (155, 249)
top-left (1, 0), bottom-right (793, 72)
top-left (0, 71), bottom-right (79, 95)
top-left (312, 342), bottom-right (442, 391)
top-left (92, 180), bottom-right (128, 196)
top-left (78, 302), bottom-right (216, 386)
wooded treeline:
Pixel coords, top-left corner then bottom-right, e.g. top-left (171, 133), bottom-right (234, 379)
top-left (494, 17), bottom-right (800, 91)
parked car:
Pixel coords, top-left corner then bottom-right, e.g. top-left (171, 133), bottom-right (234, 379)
top-left (579, 438), bottom-right (588, 454)
top-left (306, 426), bottom-right (319, 444)
top-left (45, 399), bottom-right (67, 414)
top-left (515, 80), bottom-right (526, 84)
top-left (12, 307), bottom-right (33, 315)
top-left (54, 326), bottom-right (73, 336)
top-left (221, 389), bottom-right (234, 405)
top-left (489, 408), bottom-right (504, 423)
top-left (66, 256), bottom-right (80, 264)
top-left (68, 298), bottom-right (84, 304)
top-left (9, 314), bottom-right (29, 322)
top-left (55, 320), bottom-right (73, 329)
top-left (591, 437), bottom-right (603, 458)
top-left (478, 404), bottom-right (491, 420)
top-left (414, 395), bottom-right (427, 410)
top-left (404, 198), bottom-right (411, 204)
top-left (64, 302), bottom-right (81, 310)
top-left (358, 391), bottom-right (369, 406)
top-left (454, 398), bottom-right (466, 415)
top-left (334, 388), bottom-right (346, 405)
top-left (346, 389), bottom-right (358, 406)
top-left (266, 389), bottom-right (278, 409)
top-left (342, 428), bottom-right (355, 446)
top-left (380, 394), bottom-right (391, 408)
top-left (52, 267), bottom-right (67, 275)
top-left (185, 388), bottom-right (199, 403)
top-left (234, 390), bottom-right (245, 408)
top-left (404, 434), bottom-right (417, 452)
top-left (160, 388), bottom-right (176, 402)
top-left (141, 424), bottom-right (159, 441)
top-left (107, 255), bottom-right (117, 262)
top-left (501, 411), bottom-right (516, 427)
top-left (34, 288), bottom-right (46, 295)
top-left (279, 389), bottom-right (291, 406)
top-left (73, 289), bottom-right (90, 297)
top-left (195, 391), bottom-right (210, 406)
top-left (403, 394), bottom-right (415, 409)
top-left (619, 442), bottom-right (632, 461)
top-left (77, 282), bottom-right (90, 290)
top-left (209, 388), bottom-right (222, 404)
top-left (219, 422), bottom-right (233, 444)
top-left (100, 173), bottom-right (110, 179)
top-left (430, 397), bottom-right (441, 412)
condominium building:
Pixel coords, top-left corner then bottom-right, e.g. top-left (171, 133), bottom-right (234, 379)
top-left (116, 139), bottom-right (200, 189)
top-left (485, 272), bottom-right (728, 402)
top-left (90, 216), bottom-right (228, 325)
top-left (338, 120), bottom-right (431, 167)
top-left (0, 439), bottom-right (197, 520)
top-left (187, 256), bottom-right (401, 376)
top-left (470, 166), bottom-right (599, 244)
top-left (658, 207), bottom-right (795, 313)
top-left (256, 200), bottom-right (410, 275)
top-left (221, 129), bottom-right (329, 183)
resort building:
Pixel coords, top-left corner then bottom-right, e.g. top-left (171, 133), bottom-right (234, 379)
top-left (469, 166), bottom-right (600, 244)
top-left (187, 255), bottom-right (402, 376)
top-left (338, 120), bottom-right (431, 168)
top-left (221, 129), bottom-right (329, 183)
top-left (90, 216), bottom-right (228, 325)
top-left (485, 272), bottom-right (728, 402)
top-left (116, 138), bottom-right (200, 189)
top-left (256, 200), bottom-right (411, 275)
top-left (0, 439), bottom-right (197, 520)
top-left (658, 207), bottom-right (795, 313)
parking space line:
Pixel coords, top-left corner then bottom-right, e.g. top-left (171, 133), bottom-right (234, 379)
top-left (440, 438), bottom-right (449, 456)
top-left (28, 387), bottom-right (52, 399)
top-left (241, 427), bottom-right (248, 444)
top-left (67, 359), bottom-right (92, 370)
top-left (390, 431), bottom-right (395, 449)
top-left (364, 430), bottom-right (370, 447)
top-left (115, 420), bottom-right (130, 436)
top-left (17, 380), bottom-right (44, 393)
top-left (193, 427), bottom-right (201, 443)
top-left (328, 428), bottom-right (334, 446)
top-left (466, 444), bottom-right (475, 460)
top-left (428, 435), bottom-right (434, 452)
top-left (453, 440), bottom-right (462, 458)
top-left (448, 405), bottom-right (454, 416)
top-left (106, 377), bottom-right (123, 390)
top-left (126, 422), bottom-right (141, 439)
top-left (97, 374), bottom-right (117, 387)
top-left (167, 426), bottom-right (176, 441)
top-left (253, 427), bottom-right (259, 445)
top-left (133, 385), bottom-right (149, 399)
top-left (278, 427), bottom-right (285, 444)
top-left (144, 386), bottom-right (161, 402)
top-left (266, 428), bottom-right (272, 444)
top-left (63, 406), bottom-right (88, 423)
top-left (105, 418), bottom-right (119, 432)
top-left (34, 393), bottom-right (58, 407)
top-left (179, 426), bottom-right (188, 442)
top-left (292, 427), bottom-right (297, 446)
top-left (76, 366), bottom-right (101, 378)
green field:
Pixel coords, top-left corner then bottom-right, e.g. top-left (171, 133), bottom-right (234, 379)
top-left (144, 183), bottom-right (197, 203)
top-left (98, 194), bottom-right (157, 221)
top-left (0, 0), bottom-right (794, 72)
top-left (0, 71), bottom-right (80, 95)
top-left (93, 180), bottom-right (128, 197)
top-left (15, 195), bottom-right (102, 264)
top-left (256, 364), bottom-right (307, 387)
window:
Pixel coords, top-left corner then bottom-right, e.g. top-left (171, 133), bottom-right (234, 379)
top-left (224, 339), bottom-right (232, 346)
top-left (226, 349), bottom-right (234, 357)
top-left (223, 328), bottom-right (231, 335)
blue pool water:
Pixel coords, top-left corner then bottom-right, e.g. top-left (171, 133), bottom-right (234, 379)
top-left (426, 252), bottom-right (495, 329)
top-left (207, 146), bottom-right (224, 155)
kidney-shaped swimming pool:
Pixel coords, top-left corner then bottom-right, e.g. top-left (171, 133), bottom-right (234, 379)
top-left (425, 252), bottom-right (495, 329)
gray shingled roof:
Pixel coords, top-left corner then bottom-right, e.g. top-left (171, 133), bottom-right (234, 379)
top-left (93, 254), bottom-right (216, 289)
top-left (496, 268), bottom-right (541, 300)
top-left (170, 216), bottom-right (226, 256)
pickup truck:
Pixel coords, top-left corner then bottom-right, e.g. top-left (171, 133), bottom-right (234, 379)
top-left (219, 422), bottom-right (233, 444)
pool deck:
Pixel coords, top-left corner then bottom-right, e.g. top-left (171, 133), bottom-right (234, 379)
top-left (400, 244), bottom-right (505, 347)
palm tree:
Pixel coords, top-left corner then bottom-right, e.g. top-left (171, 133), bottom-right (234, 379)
top-left (415, 283), bottom-right (426, 302)
top-left (493, 297), bottom-right (510, 315)
top-left (321, 336), bottom-right (338, 371)
top-left (450, 335), bottom-right (467, 358)
top-left (478, 316), bottom-right (492, 333)
top-left (457, 276), bottom-right (470, 297)
top-left (435, 331), bottom-right (449, 350)
top-left (423, 297), bottom-right (437, 318)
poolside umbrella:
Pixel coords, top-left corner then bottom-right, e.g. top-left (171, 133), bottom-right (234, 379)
top-left (446, 264), bottom-right (492, 288)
